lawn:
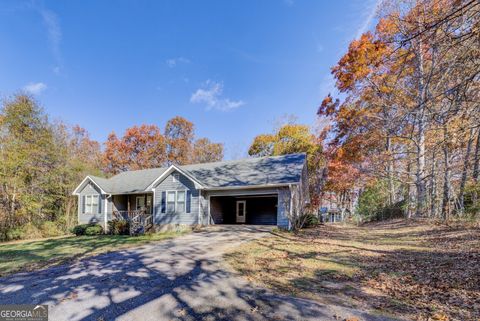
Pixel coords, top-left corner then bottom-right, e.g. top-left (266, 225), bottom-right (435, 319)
top-left (225, 220), bottom-right (480, 321)
top-left (0, 230), bottom-right (189, 277)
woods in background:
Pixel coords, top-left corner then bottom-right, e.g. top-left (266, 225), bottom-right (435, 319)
top-left (103, 116), bottom-right (223, 174)
top-left (319, 0), bottom-right (480, 221)
top-left (248, 123), bottom-right (325, 208)
top-left (0, 95), bottom-right (223, 240)
top-left (1, 0), bottom-right (478, 240)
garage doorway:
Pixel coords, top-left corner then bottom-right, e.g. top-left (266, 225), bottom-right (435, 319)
top-left (210, 195), bottom-right (278, 225)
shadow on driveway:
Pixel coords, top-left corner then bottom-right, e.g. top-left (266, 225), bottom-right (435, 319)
top-left (0, 226), bottom-right (399, 321)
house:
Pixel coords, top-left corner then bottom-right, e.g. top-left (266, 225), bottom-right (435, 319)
top-left (318, 190), bottom-right (358, 223)
top-left (72, 153), bottom-right (309, 230)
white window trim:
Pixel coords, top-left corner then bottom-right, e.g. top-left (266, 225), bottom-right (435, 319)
top-left (84, 194), bottom-right (99, 214)
top-left (166, 190), bottom-right (176, 213)
top-left (177, 190), bottom-right (186, 213)
top-left (164, 189), bottom-right (189, 213)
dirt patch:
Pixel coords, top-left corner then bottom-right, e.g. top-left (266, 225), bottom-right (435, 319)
top-left (225, 220), bottom-right (480, 321)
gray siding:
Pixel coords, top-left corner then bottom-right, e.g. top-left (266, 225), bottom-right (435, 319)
top-left (153, 170), bottom-right (200, 225)
top-left (277, 187), bottom-right (290, 228)
top-left (77, 181), bottom-right (106, 227)
top-left (199, 191), bottom-right (208, 225)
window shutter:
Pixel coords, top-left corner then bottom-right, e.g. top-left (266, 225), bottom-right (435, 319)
top-left (161, 191), bottom-right (166, 213)
top-left (82, 195), bottom-right (86, 213)
top-left (186, 191), bottom-right (191, 213)
top-left (98, 196), bottom-right (102, 214)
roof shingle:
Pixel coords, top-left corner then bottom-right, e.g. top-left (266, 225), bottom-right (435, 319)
top-left (88, 153), bottom-right (306, 194)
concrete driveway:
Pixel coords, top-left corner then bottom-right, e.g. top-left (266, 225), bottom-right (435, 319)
top-left (0, 226), bottom-right (397, 321)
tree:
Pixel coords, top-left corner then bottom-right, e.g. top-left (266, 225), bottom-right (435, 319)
top-left (319, 0), bottom-right (480, 221)
top-left (164, 116), bottom-right (194, 165)
top-left (103, 125), bottom-right (166, 174)
top-left (192, 138), bottom-right (223, 163)
top-left (249, 123), bottom-right (324, 207)
top-left (0, 95), bottom-right (89, 239)
top-left (58, 124), bottom-right (102, 228)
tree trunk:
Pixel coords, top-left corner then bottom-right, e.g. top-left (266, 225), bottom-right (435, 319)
top-left (429, 153), bottom-right (437, 217)
top-left (472, 128), bottom-right (480, 183)
top-left (415, 39), bottom-right (427, 217)
top-left (441, 126), bottom-right (451, 221)
top-left (458, 128), bottom-right (475, 213)
top-left (406, 153), bottom-right (415, 218)
top-left (386, 135), bottom-right (395, 206)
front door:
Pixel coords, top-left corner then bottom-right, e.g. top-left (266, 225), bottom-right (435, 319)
top-left (136, 196), bottom-right (145, 211)
top-left (236, 200), bottom-right (246, 223)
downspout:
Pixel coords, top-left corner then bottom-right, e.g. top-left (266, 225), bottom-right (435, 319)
top-left (198, 190), bottom-right (202, 226)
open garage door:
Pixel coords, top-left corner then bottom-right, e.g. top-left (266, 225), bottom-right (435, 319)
top-left (210, 195), bottom-right (277, 225)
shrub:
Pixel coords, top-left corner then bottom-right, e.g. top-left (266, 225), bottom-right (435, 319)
top-left (21, 223), bottom-right (43, 239)
top-left (71, 224), bottom-right (89, 236)
top-left (108, 220), bottom-right (130, 235)
top-left (40, 221), bottom-right (62, 237)
top-left (71, 223), bottom-right (103, 236)
top-left (302, 213), bottom-right (320, 228)
top-left (356, 179), bottom-right (405, 223)
top-left (85, 224), bottom-right (104, 236)
top-left (5, 227), bottom-right (25, 241)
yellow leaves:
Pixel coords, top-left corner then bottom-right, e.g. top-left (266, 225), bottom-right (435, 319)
top-left (429, 313), bottom-right (449, 321)
top-left (376, 17), bottom-right (399, 39)
top-left (248, 134), bottom-right (276, 157)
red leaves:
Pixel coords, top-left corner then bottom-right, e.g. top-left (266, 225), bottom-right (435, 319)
top-left (331, 32), bottom-right (390, 92)
top-left (102, 117), bottom-right (224, 174)
top-left (103, 124), bottom-right (166, 174)
top-left (318, 94), bottom-right (340, 117)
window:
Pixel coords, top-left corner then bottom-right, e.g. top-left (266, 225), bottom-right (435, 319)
top-left (173, 173), bottom-right (180, 182)
top-left (84, 195), bottom-right (99, 214)
top-left (177, 191), bottom-right (185, 212)
top-left (136, 196), bottom-right (145, 210)
top-left (167, 191), bottom-right (176, 212)
top-left (162, 190), bottom-right (190, 214)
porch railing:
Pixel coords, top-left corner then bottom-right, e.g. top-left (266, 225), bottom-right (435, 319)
top-left (112, 210), bottom-right (153, 235)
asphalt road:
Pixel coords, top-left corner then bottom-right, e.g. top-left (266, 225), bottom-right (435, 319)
top-left (0, 225), bottom-right (399, 321)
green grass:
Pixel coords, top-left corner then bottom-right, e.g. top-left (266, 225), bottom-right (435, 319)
top-left (0, 230), bottom-right (189, 276)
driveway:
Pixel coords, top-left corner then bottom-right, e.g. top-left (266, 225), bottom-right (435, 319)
top-left (0, 226), bottom-right (398, 321)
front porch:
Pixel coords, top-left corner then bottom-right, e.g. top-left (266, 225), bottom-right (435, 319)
top-left (111, 193), bottom-right (154, 234)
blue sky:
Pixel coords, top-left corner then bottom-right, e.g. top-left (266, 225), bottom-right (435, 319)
top-left (0, 0), bottom-right (379, 159)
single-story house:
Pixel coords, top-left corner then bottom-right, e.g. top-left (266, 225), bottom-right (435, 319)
top-left (72, 153), bottom-right (309, 230)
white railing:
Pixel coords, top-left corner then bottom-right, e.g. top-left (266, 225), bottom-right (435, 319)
top-left (112, 210), bottom-right (153, 235)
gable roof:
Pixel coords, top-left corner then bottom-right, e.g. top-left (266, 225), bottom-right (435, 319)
top-left (74, 153), bottom-right (306, 194)
top-left (182, 153), bottom-right (306, 188)
top-left (72, 175), bottom-right (108, 195)
top-left (146, 164), bottom-right (205, 190)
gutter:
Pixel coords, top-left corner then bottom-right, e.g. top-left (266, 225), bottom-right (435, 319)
top-left (204, 183), bottom-right (299, 191)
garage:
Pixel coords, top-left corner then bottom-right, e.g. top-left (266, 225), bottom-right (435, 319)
top-left (209, 195), bottom-right (278, 225)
